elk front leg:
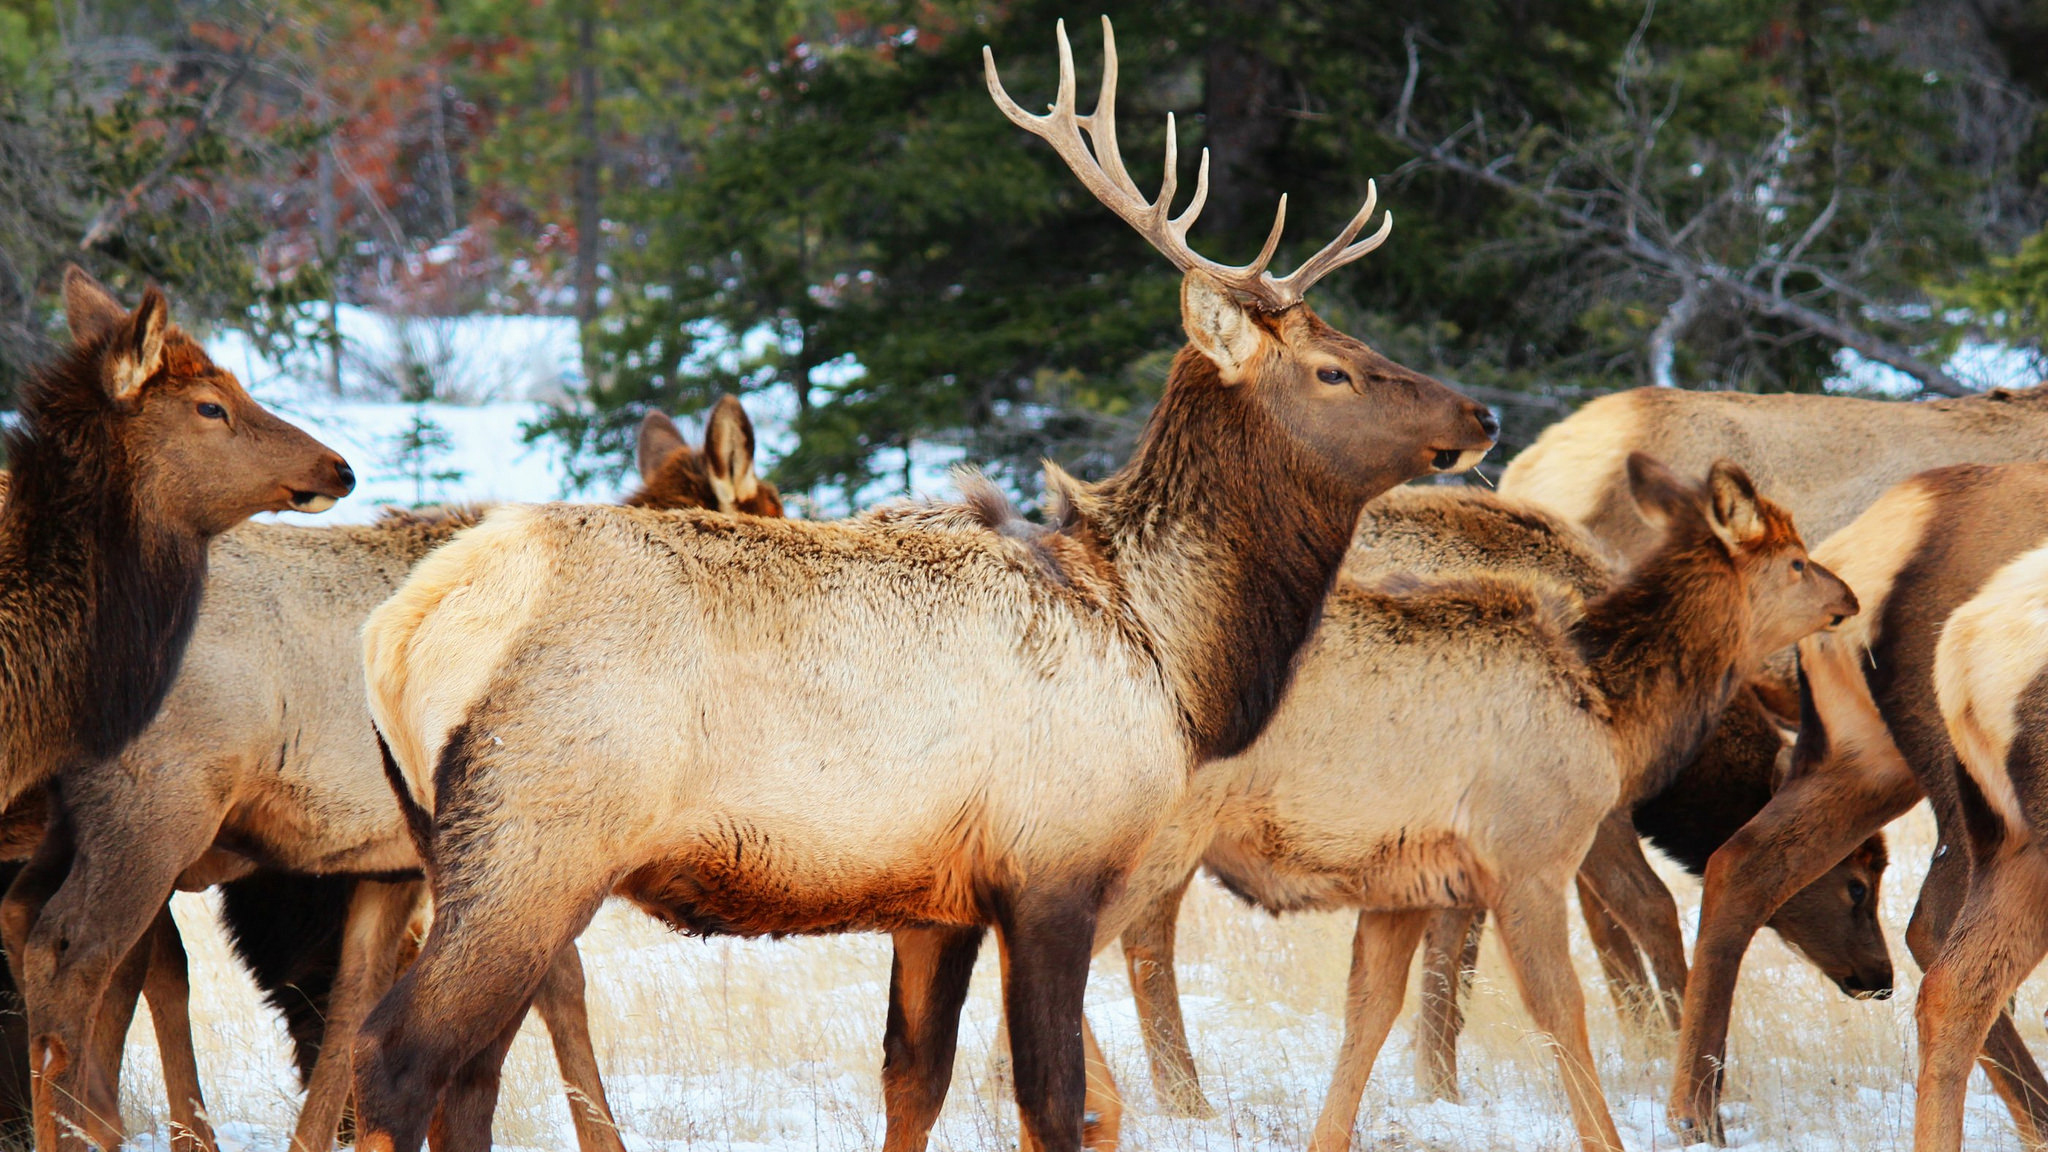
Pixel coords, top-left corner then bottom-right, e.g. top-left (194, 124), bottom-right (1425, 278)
top-left (530, 941), bottom-right (626, 1152)
top-left (1494, 877), bottom-right (1625, 1152)
top-left (997, 887), bottom-right (1098, 1152)
top-left (424, 1004), bottom-right (530, 1152)
top-left (1913, 845), bottom-right (2048, 1152)
top-left (1413, 908), bottom-right (1482, 1103)
top-left (1309, 909), bottom-right (1430, 1152)
top-left (1119, 870), bottom-right (1213, 1118)
top-left (1674, 760), bottom-right (1917, 1144)
top-left (1577, 812), bottom-right (1686, 1031)
top-left (1908, 836), bottom-right (2048, 1149)
top-left (290, 880), bottom-right (421, 1152)
top-left (880, 925), bottom-right (984, 1152)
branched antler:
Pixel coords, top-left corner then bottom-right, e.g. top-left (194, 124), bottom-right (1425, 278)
top-left (985, 16), bottom-right (1390, 312)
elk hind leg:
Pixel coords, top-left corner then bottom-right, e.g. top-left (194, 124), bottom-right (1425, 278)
top-left (531, 941), bottom-right (625, 1152)
top-left (1913, 845), bottom-right (2048, 1152)
top-left (879, 925), bottom-right (983, 1152)
top-left (1120, 872), bottom-right (1212, 1118)
top-left (1309, 909), bottom-right (1430, 1152)
top-left (996, 886), bottom-right (1098, 1152)
top-left (1413, 908), bottom-right (1482, 1104)
top-left (138, 906), bottom-right (217, 1152)
top-left (290, 880), bottom-right (421, 1152)
top-left (1495, 877), bottom-right (1624, 1152)
top-left (1910, 837), bottom-right (2048, 1149)
top-left (1577, 813), bottom-right (1687, 1031)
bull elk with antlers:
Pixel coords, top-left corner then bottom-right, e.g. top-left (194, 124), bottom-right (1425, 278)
top-left (345, 18), bottom-right (1493, 1150)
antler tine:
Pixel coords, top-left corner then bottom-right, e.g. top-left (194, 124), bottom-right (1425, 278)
top-left (1264, 181), bottom-right (1393, 306)
top-left (1076, 16), bottom-right (1142, 207)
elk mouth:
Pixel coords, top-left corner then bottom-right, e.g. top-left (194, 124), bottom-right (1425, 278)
top-left (289, 490), bottom-right (339, 513)
top-left (1428, 446), bottom-right (1490, 474)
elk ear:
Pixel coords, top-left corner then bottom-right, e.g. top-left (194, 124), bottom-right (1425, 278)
top-left (1180, 270), bottom-right (1264, 383)
top-left (63, 265), bottom-right (128, 347)
top-left (636, 410), bottom-right (689, 484)
top-left (702, 394), bottom-right (761, 511)
top-left (1624, 452), bottom-right (1696, 532)
top-left (1704, 459), bottom-right (1766, 549)
top-left (102, 286), bottom-right (169, 402)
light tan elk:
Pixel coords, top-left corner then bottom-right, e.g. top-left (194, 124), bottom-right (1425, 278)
top-left (1501, 382), bottom-right (2048, 566)
top-left (0, 268), bottom-right (351, 810)
top-left (1110, 488), bottom-right (1890, 1119)
top-left (349, 19), bottom-right (1496, 1152)
top-left (1919, 539), bottom-right (2048, 1152)
top-left (4, 397), bottom-right (779, 1152)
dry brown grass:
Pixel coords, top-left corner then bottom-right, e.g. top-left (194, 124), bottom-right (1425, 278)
top-left (109, 802), bottom-right (2048, 1151)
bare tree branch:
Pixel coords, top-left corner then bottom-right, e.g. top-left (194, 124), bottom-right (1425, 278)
top-left (77, 9), bottom-right (280, 251)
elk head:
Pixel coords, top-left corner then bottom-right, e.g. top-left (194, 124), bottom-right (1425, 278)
top-left (626, 395), bottom-right (784, 515)
top-left (1626, 453), bottom-right (1858, 661)
top-left (61, 267), bottom-right (354, 536)
top-left (986, 19), bottom-right (1495, 496)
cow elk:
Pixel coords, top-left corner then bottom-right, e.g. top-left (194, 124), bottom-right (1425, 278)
top-left (0, 268), bottom-right (351, 812)
top-left (1919, 539), bottom-right (2048, 1152)
top-left (1501, 383), bottom-right (2048, 566)
top-left (2, 398), bottom-right (775, 1152)
top-left (1667, 462), bottom-right (2048, 1145)
top-left (349, 18), bottom-right (1495, 1151)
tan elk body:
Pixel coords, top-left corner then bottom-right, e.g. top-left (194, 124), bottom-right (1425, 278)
top-left (1502, 383), bottom-right (2048, 564)
top-left (1919, 539), bottom-right (2048, 1152)
top-left (6, 400), bottom-right (779, 1152)
top-left (348, 19), bottom-right (1496, 1151)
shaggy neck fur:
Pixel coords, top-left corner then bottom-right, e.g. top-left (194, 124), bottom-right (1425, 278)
top-left (1057, 348), bottom-right (1370, 760)
top-left (1573, 524), bottom-right (1752, 806)
top-left (0, 340), bottom-right (208, 798)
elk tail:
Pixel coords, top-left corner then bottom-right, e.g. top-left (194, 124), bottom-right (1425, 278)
top-left (378, 727), bottom-right (437, 877)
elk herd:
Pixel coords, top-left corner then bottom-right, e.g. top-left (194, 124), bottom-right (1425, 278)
top-left (10, 17), bottom-right (2048, 1152)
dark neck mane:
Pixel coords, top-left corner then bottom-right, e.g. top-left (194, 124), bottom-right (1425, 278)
top-left (1571, 527), bottom-right (1750, 804)
top-left (1065, 349), bottom-right (1368, 760)
top-left (0, 341), bottom-right (207, 798)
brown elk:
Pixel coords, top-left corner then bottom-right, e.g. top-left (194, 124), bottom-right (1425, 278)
top-left (1111, 488), bottom-right (1890, 1117)
top-left (349, 19), bottom-right (1495, 1152)
top-left (1666, 462), bottom-right (2048, 1145)
top-left (0, 268), bottom-right (351, 813)
top-left (1501, 383), bottom-right (2048, 566)
top-left (2, 398), bottom-right (777, 1152)
top-left (1919, 539), bottom-right (2048, 1152)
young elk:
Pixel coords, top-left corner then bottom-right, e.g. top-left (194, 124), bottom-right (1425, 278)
top-left (1667, 462), bottom-right (2048, 1145)
top-left (351, 19), bottom-right (1494, 1151)
top-left (1111, 488), bottom-right (1890, 1118)
top-left (1920, 540), bottom-right (2048, 1152)
top-left (3, 397), bottom-right (777, 1152)
top-left (0, 268), bottom-right (351, 811)
top-left (1045, 456), bottom-right (1850, 1152)
top-left (1501, 383), bottom-right (2048, 566)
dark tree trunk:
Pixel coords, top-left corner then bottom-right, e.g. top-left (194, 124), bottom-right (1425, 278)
top-left (1202, 0), bottom-right (1285, 234)
top-left (572, 3), bottom-right (603, 384)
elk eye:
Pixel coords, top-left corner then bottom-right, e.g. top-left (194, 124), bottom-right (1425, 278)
top-left (1791, 558), bottom-right (1807, 574)
top-left (197, 402), bottom-right (227, 420)
top-left (1316, 367), bottom-right (1350, 385)
top-left (1848, 880), bottom-right (1868, 904)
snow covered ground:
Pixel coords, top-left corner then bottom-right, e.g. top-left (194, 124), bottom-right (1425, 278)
top-left (110, 804), bottom-right (2048, 1152)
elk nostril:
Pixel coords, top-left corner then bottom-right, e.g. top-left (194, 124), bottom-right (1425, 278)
top-left (334, 461), bottom-right (356, 493)
top-left (1476, 408), bottom-right (1500, 438)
